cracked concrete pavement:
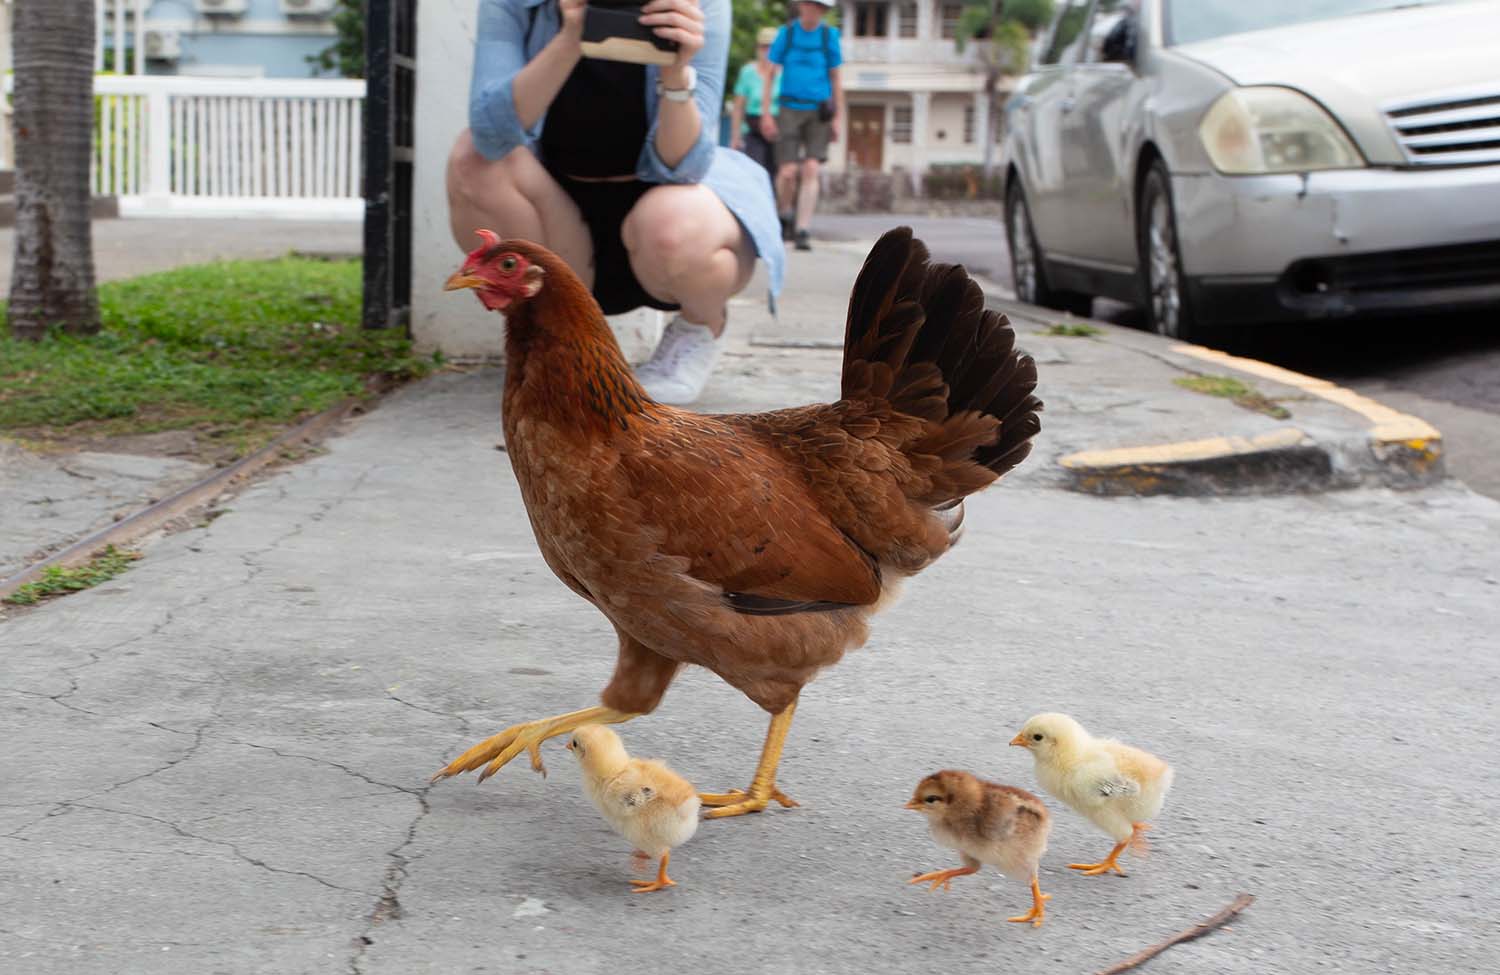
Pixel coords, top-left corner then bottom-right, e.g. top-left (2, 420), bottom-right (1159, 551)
top-left (4, 313), bottom-right (1500, 973)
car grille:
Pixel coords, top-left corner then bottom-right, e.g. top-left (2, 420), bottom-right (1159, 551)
top-left (1284, 240), bottom-right (1500, 298)
top-left (1385, 88), bottom-right (1500, 166)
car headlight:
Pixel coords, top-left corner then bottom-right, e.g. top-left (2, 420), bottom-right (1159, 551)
top-left (1198, 87), bottom-right (1365, 175)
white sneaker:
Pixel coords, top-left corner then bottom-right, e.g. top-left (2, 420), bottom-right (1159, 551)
top-left (635, 315), bottom-right (727, 405)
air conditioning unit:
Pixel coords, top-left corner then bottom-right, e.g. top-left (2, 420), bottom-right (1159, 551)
top-left (144, 28), bottom-right (182, 63)
top-left (195, 0), bottom-right (250, 16)
top-left (280, 0), bottom-right (339, 15)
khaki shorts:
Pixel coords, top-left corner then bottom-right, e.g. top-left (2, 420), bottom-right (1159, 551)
top-left (774, 106), bottom-right (831, 168)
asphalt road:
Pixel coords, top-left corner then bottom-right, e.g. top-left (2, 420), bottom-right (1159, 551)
top-left (817, 213), bottom-right (1500, 499)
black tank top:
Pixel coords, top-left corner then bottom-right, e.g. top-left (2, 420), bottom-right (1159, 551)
top-left (541, 57), bottom-right (649, 179)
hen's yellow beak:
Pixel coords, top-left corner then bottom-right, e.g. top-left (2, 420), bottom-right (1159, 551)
top-left (444, 271), bottom-right (486, 292)
top-left (1009, 733), bottom-right (1029, 747)
top-left (903, 798), bottom-right (922, 810)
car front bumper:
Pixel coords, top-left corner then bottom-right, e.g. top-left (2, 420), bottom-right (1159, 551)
top-left (1172, 165), bottom-right (1500, 326)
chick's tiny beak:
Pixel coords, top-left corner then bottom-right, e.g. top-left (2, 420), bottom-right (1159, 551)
top-left (903, 798), bottom-right (922, 810)
top-left (444, 271), bottom-right (487, 292)
top-left (1009, 733), bottom-right (1029, 747)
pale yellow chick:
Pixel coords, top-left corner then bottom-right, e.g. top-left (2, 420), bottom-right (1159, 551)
top-left (566, 724), bottom-right (700, 893)
top-left (905, 770), bottom-right (1053, 927)
top-left (1010, 712), bottom-right (1174, 877)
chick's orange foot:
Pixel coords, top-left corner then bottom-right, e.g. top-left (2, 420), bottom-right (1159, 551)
top-left (630, 852), bottom-right (677, 893)
top-left (1068, 839), bottom-right (1129, 877)
top-left (429, 706), bottom-right (638, 783)
top-left (1007, 877), bottom-right (1051, 927)
top-left (908, 865), bottom-right (979, 893)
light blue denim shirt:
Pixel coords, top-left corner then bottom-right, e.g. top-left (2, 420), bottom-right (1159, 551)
top-left (469, 0), bottom-right (785, 298)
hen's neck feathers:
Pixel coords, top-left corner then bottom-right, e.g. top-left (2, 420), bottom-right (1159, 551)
top-left (503, 268), bottom-right (652, 432)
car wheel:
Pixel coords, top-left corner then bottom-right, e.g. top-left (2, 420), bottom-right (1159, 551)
top-left (1137, 161), bottom-right (1197, 340)
top-left (1006, 181), bottom-right (1091, 316)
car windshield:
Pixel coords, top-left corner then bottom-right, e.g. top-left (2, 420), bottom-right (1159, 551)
top-left (1166, 0), bottom-right (1470, 45)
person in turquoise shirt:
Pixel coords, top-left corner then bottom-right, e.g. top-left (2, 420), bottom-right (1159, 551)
top-left (729, 26), bottom-right (780, 178)
top-left (764, 0), bottom-right (844, 251)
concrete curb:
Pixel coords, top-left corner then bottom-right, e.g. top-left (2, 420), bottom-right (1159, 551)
top-left (1057, 342), bottom-right (1445, 497)
top-left (0, 397), bottom-right (362, 603)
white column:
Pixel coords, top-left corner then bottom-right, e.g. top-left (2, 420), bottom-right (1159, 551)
top-left (144, 86), bottom-right (172, 209)
top-left (917, 0), bottom-right (935, 42)
top-left (911, 89), bottom-right (930, 180)
top-left (0, 1), bottom-right (12, 169)
top-left (972, 88), bottom-right (989, 156)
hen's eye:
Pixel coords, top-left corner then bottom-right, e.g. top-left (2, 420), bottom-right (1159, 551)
top-left (1032, 733), bottom-right (1044, 742)
top-left (924, 795), bottom-right (940, 804)
top-left (499, 256), bottom-right (519, 272)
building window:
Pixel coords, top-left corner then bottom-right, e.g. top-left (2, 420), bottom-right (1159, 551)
top-left (963, 104), bottom-right (976, 143)
top-left (892, 105), bottom-right (913, 144)
top-left (898, 3), bottom-right (918, 38)
top-left (940, 3), bottom-right (963, 40)
top-left (854, 2), bottom-right (890, 38)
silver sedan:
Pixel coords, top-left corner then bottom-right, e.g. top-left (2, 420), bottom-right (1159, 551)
top-left (1001, 0), bottom-right (1500, 340)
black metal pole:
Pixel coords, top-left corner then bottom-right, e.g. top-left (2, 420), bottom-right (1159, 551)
top-left (362, 0), bottom-right (395, 329)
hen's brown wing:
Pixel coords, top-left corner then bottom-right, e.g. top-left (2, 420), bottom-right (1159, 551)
top-left (615, 409), bottom-right (883, 613)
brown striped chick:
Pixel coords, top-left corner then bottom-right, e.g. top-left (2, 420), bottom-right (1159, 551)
top-left (905, 770), bottom-right (1052, 927)
top-left (1011, 712), bottom-right (1174, 878)
top-left (567, 724), bottom-right (701, 893)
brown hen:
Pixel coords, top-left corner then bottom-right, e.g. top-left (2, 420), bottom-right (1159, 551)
top-left (435, 227), bottom-right (1041, 817)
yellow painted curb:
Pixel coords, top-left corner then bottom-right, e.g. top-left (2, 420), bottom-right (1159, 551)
top-left (1170, 344), bottom-right (1441, 444)
top-left (1060, 428), bottom-right (1311, 471)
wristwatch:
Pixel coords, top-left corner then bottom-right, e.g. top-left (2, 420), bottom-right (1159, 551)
top-left (657, 65), bottom-right (697, 103)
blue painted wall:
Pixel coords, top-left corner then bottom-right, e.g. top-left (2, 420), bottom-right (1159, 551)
top-left (108, 0), bottom-right (343, 78)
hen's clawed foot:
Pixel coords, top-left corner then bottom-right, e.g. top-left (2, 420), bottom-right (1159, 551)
top-left (908, 865), bottom-right (978, 893)
top-left (430, 706), bottom-right (638, 783)
top-left (698, 786), bottom-right (800, 818)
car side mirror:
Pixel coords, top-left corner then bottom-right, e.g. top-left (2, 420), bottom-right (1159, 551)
top-left (1101, 14), bottom-right (1138, 65)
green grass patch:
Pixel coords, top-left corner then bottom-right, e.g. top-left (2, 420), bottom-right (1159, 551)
top-left (1175, 374), bottom-right (1292, 420)
top-left (4, 546), bottom-right (142, 606)
top-left (1040, 321), bottom-right (1103, 338)
top-left (0, 258), bottom-right (435, 455)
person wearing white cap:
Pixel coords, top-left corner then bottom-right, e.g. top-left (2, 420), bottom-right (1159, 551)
top-left (762, 0), bottom-right (844, 252)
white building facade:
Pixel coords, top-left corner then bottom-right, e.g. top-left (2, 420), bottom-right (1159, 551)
top-left (827, 1), bottom-right (1004, 175)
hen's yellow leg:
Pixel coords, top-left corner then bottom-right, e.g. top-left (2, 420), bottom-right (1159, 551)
top-left (908, 865), bottom-right (978, 893)
top-left (1007, 873), bottom-right (1052, 927)
top-left (430, 706), bottom-right (639, 783)
top-left (629, 851), bottom-right (676, 893)
top-left (698, 698), bottom-right (802, 818)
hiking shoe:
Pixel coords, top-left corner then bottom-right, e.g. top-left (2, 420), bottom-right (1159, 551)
top-left (635, 315), bottom-right (727, 405)
top-left (780, 213), bottom-right (795, 241)
top-left (795, 229), bottom-right (812, 251)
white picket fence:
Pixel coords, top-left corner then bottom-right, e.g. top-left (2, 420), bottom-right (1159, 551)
top-left (84, 75), bottom-right (367, 219)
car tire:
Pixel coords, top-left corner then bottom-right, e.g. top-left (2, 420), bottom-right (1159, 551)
top-left (1136, 161), bottom-right (1202, 341)
top-left (1006, 180), bottom-right (1092, 317)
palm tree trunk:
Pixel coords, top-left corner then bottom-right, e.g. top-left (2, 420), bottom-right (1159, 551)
top-left (7, 0), bottom-right (100, 339)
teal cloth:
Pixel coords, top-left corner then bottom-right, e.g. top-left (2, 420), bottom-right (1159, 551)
top-left (733, 62), bottom-right (780, 119)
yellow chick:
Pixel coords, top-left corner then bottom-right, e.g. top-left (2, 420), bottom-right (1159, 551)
top-left (1010, 712), bottom-right (1174, 877)
top-left (566, 724), bottom-right (700, 893)
top-left (905, 770), bottom-right (1053, 927)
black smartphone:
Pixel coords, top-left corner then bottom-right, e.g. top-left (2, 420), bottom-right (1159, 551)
top-left (580, 2), bottom-right (678, 66)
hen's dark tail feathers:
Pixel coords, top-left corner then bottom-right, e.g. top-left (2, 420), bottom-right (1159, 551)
top-left (842, 226), bottom-right (1042, 483)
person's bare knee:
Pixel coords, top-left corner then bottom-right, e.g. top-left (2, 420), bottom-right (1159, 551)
top-left (623, 195), bottom-right (701, 283)
top-left (800, 158), bottom-right (821, 182)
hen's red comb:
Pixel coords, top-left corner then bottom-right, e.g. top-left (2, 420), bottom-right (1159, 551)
top-left (465, 229), bottom-right (502, 262)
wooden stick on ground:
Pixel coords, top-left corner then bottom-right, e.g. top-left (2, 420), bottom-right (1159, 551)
top-left (1096, 893), bottom-right (1255, 975)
